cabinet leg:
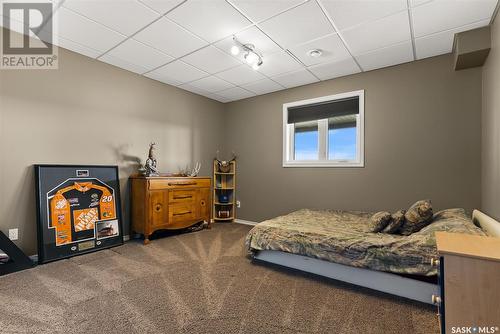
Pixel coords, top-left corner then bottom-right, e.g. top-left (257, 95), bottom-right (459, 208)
top-left (144, 235), bottom-right (151, 245)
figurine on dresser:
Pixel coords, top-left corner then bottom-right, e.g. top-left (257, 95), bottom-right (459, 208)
top-left (143, 142), bottom-right (159, 177)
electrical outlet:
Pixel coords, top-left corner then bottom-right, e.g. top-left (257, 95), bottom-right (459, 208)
top-left (8, 228), bottom-right (18, 241)
top-left (236, 200), bottom-right (241, 208)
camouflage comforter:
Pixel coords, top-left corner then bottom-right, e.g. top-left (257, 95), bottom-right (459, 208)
top-left (245, 208), bottom-right (485, 276)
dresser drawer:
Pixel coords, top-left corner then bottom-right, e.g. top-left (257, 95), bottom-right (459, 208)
top-left (169, 189), bottom-right (197, 203)
top-left (149, 178), bottom-right (210, 190)
top-left (169, 204), bottom-right (198, 223)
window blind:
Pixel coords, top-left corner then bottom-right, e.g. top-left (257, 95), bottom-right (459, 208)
top-left (287, 96), bottom-right (359, 124)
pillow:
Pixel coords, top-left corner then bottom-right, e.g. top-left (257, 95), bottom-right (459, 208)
top-left (399, 200), bottom-right (433, 235)
top-left (368, 211), bottom-right (392, 233)
top-left (416, 208), bottom-right (486, 237)
top-left (382, 210), bottom-right (406, 234)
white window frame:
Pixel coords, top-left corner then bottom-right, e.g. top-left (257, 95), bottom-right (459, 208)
top-left (283, 90), bottom-right (365, 168)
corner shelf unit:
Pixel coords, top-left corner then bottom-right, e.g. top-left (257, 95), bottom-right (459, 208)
top-left (212, 160), bottom-right (236, 222)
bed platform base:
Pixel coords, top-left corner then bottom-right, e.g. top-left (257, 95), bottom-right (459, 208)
top-left (253, 250), bottom-right (438, 305)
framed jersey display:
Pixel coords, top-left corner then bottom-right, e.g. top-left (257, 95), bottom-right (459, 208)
top-left (34, 165), bottom-right (123, 264)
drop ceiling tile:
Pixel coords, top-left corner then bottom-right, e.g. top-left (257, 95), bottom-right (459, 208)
top-left (195, 91), bottom-right (224, 102)
top-left (56, 36), bottom-right (102, 58)
top-left (187, 76), bottom-right (234, 93)
top-left (308, 57), bottom-right (361, 80)
top-left (288, 33), bottom-right (351, 66)
top-left (209, 93), bottom-right (232, 103)
top-left (319, 0), bottom-right (407, 31)
top-left (412, 0), bottom-right (497, 38)
top-left (178, 83), bottom-right (212, 95)
top-left (181, 46), bottom-right (241, 74)
top-left (44, 7), bottom-right (126, 52)
top-left (139, 0), bottom-right (185, 14)
top-left (216, 64), bottom-right (266, 85)
top-left (100, 54), bottom-right (150, 74)
top-left (410, 0), bottom-right (432, 7)
top-left (342, 10), bottom-right (411, 55)
top-left (228, 0), bottom-right (306, 23)
top-left (134, 17), bottom-right (206, 58)
top-left (257, 51), bottom-right (302, 77)
top-left (272, 68), bottom-right (319, 88)
top-left (104, 39), bottom-right (174, 71)
top-left (415, 19), bottom-right (490, 60)
top-left (214, 26), bottom-right (281, 59)
top-left (258, 0), bottom-right (335, 48)
top-left (62, 0), bottom-right (159, 36)
top-left (144, 72), bottom-right (183, 86)
top-left (145, 60), bottom-right (208, 84)
top-left (241, 78), bottom-right (285, 95)
top-left (356, 40), bottom-right (413, 71)
top-left (167, 0), bottom-right (251, 42)
top-left (216, 86), bottom-right (255, 101)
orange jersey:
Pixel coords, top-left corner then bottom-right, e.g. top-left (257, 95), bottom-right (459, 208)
top-left (49, 182), bottom-right (116, 246)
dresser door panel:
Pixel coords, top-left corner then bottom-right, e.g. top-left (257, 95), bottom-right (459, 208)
top-left (149, 191), bottom-right (169, 227)
top-left (199, 188), bottom-right (210, 219)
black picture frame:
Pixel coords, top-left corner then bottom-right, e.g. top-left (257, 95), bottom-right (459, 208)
top-left (34, 165), bottom-right (124, 264)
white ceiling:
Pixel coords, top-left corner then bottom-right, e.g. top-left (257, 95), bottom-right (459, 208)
top-left (2, 0), bottom-right (498, 103)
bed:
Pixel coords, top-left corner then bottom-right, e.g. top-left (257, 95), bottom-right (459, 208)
top-left (246, 208), bottom-right (493, 304)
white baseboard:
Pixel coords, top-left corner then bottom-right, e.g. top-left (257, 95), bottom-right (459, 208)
top-left (234, 219), bottom-right (258, 226)
top-left (123, 235), bottom-right (130, 241)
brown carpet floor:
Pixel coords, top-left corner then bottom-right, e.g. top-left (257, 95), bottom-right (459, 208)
top-left (0, 223), bottom-right (439, 334)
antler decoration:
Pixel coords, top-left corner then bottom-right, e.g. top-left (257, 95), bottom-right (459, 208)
top-left (214, 150), bottom-right (236, 173)
top-left (229, 151), bottom-right (237, 162)
top-left (190, 162), bottom-right (201, 177)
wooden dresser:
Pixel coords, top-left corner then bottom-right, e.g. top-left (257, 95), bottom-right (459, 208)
top-left (130, 176), bottom-right (211, 244)
top-left (434, 232), bottom-right (500, 334)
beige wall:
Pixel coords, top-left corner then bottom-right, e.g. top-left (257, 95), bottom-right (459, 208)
top-left (0, 31), bottom-right (225, 254)
top-left (225, 54), bottom-right (482, 223)
top-left (0, 28), bottom-right (487, 254)
top-left (482, 16), bottom-right (500, 220)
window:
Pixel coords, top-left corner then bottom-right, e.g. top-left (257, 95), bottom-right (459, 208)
top-left (283, 90), bottom-right (364, 167)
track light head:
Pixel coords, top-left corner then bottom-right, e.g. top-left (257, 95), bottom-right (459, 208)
top-left (252, 59), bottom-right (263, 70)
top-left (230, 45), bottom-right (240, 56)
top-left (231, 37), bottom-right (264, 69)
top-left (245, 51), bottom-right (259, 65)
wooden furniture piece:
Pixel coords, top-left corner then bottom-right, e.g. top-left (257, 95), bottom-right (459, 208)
top-left (212, 160), bottom-right (236, 222)
top-left (130, 176), bottom-right (211, 244)
top-left (433, 232), bottom-right (500, 334)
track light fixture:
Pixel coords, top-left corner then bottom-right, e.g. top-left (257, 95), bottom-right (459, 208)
top-left (230, 37), bottom-right (263, 70)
